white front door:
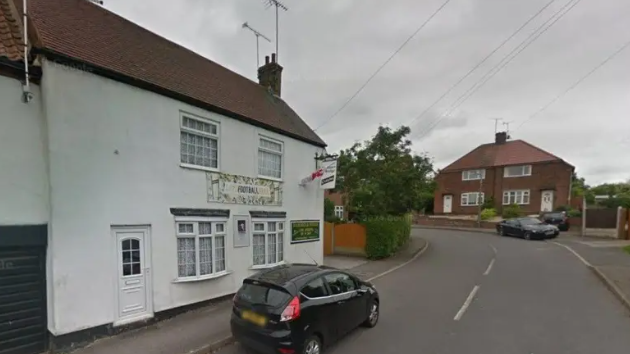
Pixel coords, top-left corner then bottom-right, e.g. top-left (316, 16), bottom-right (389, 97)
top-left (443, 195), bottom-right (453, 213)
top-left (114, 227), bottom-right (153, 326)
top-left (541, 191), bottom-right (554, 212)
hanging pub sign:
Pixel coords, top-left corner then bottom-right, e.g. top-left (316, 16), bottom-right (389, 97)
top-left (298, 158), bottom-right (337, 190)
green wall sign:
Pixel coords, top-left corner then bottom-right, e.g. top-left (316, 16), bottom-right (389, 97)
top-left (290, 220), bottom-right (320, 244)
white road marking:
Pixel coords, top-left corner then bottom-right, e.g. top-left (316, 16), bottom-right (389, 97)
top-left (550, 241), bottom-right (592, 267)
top-left (454, 285), bottom-right (480, 321)
top-left (489, 244), bottom-right (498, 255)
top-left (483, 258), bottom-right (495, 276)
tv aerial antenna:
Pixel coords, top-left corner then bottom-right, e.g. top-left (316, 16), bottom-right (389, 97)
top-left (263, 0), bottom-right (288, 62)
top-left (241, 22), bottom-right (272, 69)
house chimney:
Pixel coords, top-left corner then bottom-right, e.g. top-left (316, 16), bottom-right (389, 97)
top-left (258, 53), bottom-right (283, 97)
top-left (495, 131), bottom-right (507, 144)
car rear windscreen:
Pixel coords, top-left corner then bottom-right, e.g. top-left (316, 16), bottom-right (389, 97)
top-left (237, 283), bottom-right (292, 308)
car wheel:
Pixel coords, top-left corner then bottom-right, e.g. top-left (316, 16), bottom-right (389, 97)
top-left (303, 335), bottom-right (322, 354)
top-left (524, 232), bottom-right (532, 240)
top-left (362, 300), bottom-right (379, 328)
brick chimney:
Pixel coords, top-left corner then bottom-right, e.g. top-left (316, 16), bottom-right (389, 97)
top-left (258, 53), bottom-right (283, 97)
top-left (495, 131), bottom-right (507, 144)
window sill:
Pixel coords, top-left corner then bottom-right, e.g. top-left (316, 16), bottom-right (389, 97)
top-left (502, 203), bottom-right (530, 206)
top-left (257, 175), bottom-right (283, 183)
top-left (503, 175), bottom-right (531, 178)
top-left (180, 163), bottom-right (220, 173)
top-left (173, 270), bottom-right (231, 283)
top-left (249, 261), bottom-right (285, 270)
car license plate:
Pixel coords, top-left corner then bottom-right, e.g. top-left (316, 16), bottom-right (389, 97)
top-left (545, 230), bottom-right (554, 235)
top-left (242, 310), bottom-right (267, 326)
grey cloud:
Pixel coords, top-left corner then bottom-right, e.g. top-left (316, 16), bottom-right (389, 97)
top-left (104, 0), bottom-right (630, 185)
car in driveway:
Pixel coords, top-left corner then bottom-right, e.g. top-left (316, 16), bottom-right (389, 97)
top-left (496, 217), bottom-right (559, 240)
top-left (540, 211), bottom-right (570, 231)
top-left (230, 263), bottom-right (380, 354)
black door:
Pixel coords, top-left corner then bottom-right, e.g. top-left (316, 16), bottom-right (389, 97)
top-left (298, 276), bottom-right (336, 342)
top-left (0, 225), bottom-right (48, 354)
top-left (323, 272), bottom-right (364, 336)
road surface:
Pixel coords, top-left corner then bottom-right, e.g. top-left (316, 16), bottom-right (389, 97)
top-left (218, 229), bottom-right (630, 354)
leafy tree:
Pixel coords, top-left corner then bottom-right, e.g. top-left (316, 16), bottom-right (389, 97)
top-left (324, 198), bottom-right (335, 220)
top-left (335, 125), bottom-right (435, 218)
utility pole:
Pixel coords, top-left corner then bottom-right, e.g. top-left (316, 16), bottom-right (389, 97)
top-left (241, 22), bottom-right (272, 69)
top-left (477, 170), bottom-right (484, 226)
top-left (264, 0), bottom-right (288, 62)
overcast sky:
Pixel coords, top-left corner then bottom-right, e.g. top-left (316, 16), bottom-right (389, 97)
top-left (103, 0), bottom-right (629, 185)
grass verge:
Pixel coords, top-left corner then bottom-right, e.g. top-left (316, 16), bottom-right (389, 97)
top-left (623, 245), bottom-right (630, 255)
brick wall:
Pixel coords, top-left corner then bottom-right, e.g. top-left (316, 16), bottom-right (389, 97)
top-left (324, 190), bottom-right (348, 219)
top-left (434, 161), bottom-right (573, 215)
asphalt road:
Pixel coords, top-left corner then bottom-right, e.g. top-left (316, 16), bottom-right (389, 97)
top-left (217, 229), bottom-right (630, 354)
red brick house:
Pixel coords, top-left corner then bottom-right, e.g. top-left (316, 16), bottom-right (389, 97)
top-left (434, 132), bottom-right (574, 215)
top-left (324, 190), bottom-right (348, 219)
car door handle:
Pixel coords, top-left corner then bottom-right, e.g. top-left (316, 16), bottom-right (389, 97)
top-left (337, 300), bottom-right (345, 304)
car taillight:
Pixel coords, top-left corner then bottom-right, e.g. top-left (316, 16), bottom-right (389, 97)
top-left (232, 293), bottom-right (238, 303)
top-left (280, 296), bottom-right (300, 322)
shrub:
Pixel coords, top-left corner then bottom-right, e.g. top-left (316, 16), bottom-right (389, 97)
top-left (482, 196), bottom-right (495, 210)
top-left (363, 214), bottom-right (411, 260)
top-left (480, 208), bottom-right (497, 221)
top-left (502, 204), bottom-right (522, 219)
top-left (554, 205), bottom-right (569, 212)
top-left (567, 209), bottom-right (582, 217)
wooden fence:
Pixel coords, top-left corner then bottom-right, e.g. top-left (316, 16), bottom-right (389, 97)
top-left (322, 222), bottom-right (367, 256)
top-left (618, 208), bottom-right (629, 240)
top-left (585, 208), bottom-right (618, 228)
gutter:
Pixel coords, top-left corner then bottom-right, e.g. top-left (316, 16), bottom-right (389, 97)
top-left (31, 47), bottom-right (328, 148)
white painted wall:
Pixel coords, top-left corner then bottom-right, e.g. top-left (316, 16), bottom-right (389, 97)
top-left (0, 75), bottom-right (49, 225)
top-left (40, 59), bottom-right (324, 335)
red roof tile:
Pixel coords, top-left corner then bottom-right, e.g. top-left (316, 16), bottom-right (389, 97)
top-left (441, 139), bottom-right (571, 172)
top-left (0, 0), bottom-right (23, 62)
top-left (9, 0), bottom-right (325, 147)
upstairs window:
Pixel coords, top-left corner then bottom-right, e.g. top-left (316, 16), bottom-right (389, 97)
top-left (258, 137), bottom-right (283, 179)
top-left (504, 165), bottom-right (531, 178)
top-left (462, 169), bottom-right (485, 181)
top-left (334, 206), bottom-right (344, 219)
top-left (180, 115), bottom-right (219, 169)
top-left (461, 192), bottom-right (484, 206)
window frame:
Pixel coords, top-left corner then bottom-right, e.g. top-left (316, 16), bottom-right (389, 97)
top-left (299, 276), bottom-right (331, 300)
top-left (460, 192), bottom-right (485, 206)
top-left (322, 272), bottom-right (359, 296)
top-left (502, 190), bottom-right (531, 205)
top-left (503, 165), bottom-right (532, 178)
top-left (179, 112), bottom-right (221, 172)
top-left (462, 169), bottom-right (485, 181)
top-left (257, 136), bottom-right (284, 181)
top-left (251, 218), bottom-right (286, 269)
top-left (174, 216), bottom-right (228, 281)
top-left (334, 205), bottom-right (344, 219)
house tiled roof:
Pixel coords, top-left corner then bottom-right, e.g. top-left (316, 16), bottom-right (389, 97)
top-left (441, 139), bottom-right (571, 172)
top-left (7, 0), bottom-right (325, 147)
top-left (0, 0), bottom-right (23, 61)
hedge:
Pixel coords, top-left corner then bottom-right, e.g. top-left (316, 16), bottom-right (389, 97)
top-left (363, 214), bottom-right (412, 260)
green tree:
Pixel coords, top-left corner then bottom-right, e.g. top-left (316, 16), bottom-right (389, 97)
top-left (324, 197), bottom-right (335, 221)
top-left (335, 125), bottom-right (435, 218)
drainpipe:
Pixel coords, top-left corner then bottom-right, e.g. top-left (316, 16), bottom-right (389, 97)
top-left (22, 0), bottom-right (32, 103)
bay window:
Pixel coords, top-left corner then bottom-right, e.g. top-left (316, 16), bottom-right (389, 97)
top-left (176, 220), bottom-right (226, 280)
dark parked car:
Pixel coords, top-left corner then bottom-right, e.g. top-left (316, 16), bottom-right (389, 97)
top-left (496, 217), bottom-right (559, 240)
top-left (540, 211), bottom-right (570, 231)
top-left (231, 263), bottom-right (380, 354)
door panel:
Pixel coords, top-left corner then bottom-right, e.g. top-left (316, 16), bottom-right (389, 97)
top-left (541, 191), bottom-right (554, 212)
top-left (115, 228), bottom-right (152, 325)
top-left (443, 195), bottom-right (452, 213)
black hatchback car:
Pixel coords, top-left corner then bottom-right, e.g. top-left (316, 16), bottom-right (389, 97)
top-left (231, 263), bottom-right (380, 354)
top-left (496, 217), bottom-right (559, 240)
top-left (540, 211), bottom-right (570, 231)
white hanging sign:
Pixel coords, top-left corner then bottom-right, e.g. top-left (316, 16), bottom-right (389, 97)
top-left (319, 159), bottom-right (337, 190)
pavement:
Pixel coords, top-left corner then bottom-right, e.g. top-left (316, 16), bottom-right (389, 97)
top-left (215, 228), bottom-right (630, 354)
top-left (67, 236), bottom-right (427, 354)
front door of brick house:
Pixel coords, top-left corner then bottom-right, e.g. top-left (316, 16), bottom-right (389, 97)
top-left (541, 190), bottom-right (554, 212)
top-left (443, 195), bottom-right (453, 213)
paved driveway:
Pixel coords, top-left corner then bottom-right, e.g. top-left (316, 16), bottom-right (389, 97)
top-left (217, 229), bottom-right (630, 354)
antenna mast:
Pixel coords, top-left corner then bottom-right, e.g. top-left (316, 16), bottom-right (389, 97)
top-left (502, 121), bottom-right (513, 138)
top-left (264, 0), bottom-right (288, 62)
top-left (241, 22), bottom-right (272, 69)
top-left (490, 118), bottom-right (502, 134)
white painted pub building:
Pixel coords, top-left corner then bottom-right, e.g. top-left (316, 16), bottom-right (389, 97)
top-left (0, 1), bottom-right (328, 353)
